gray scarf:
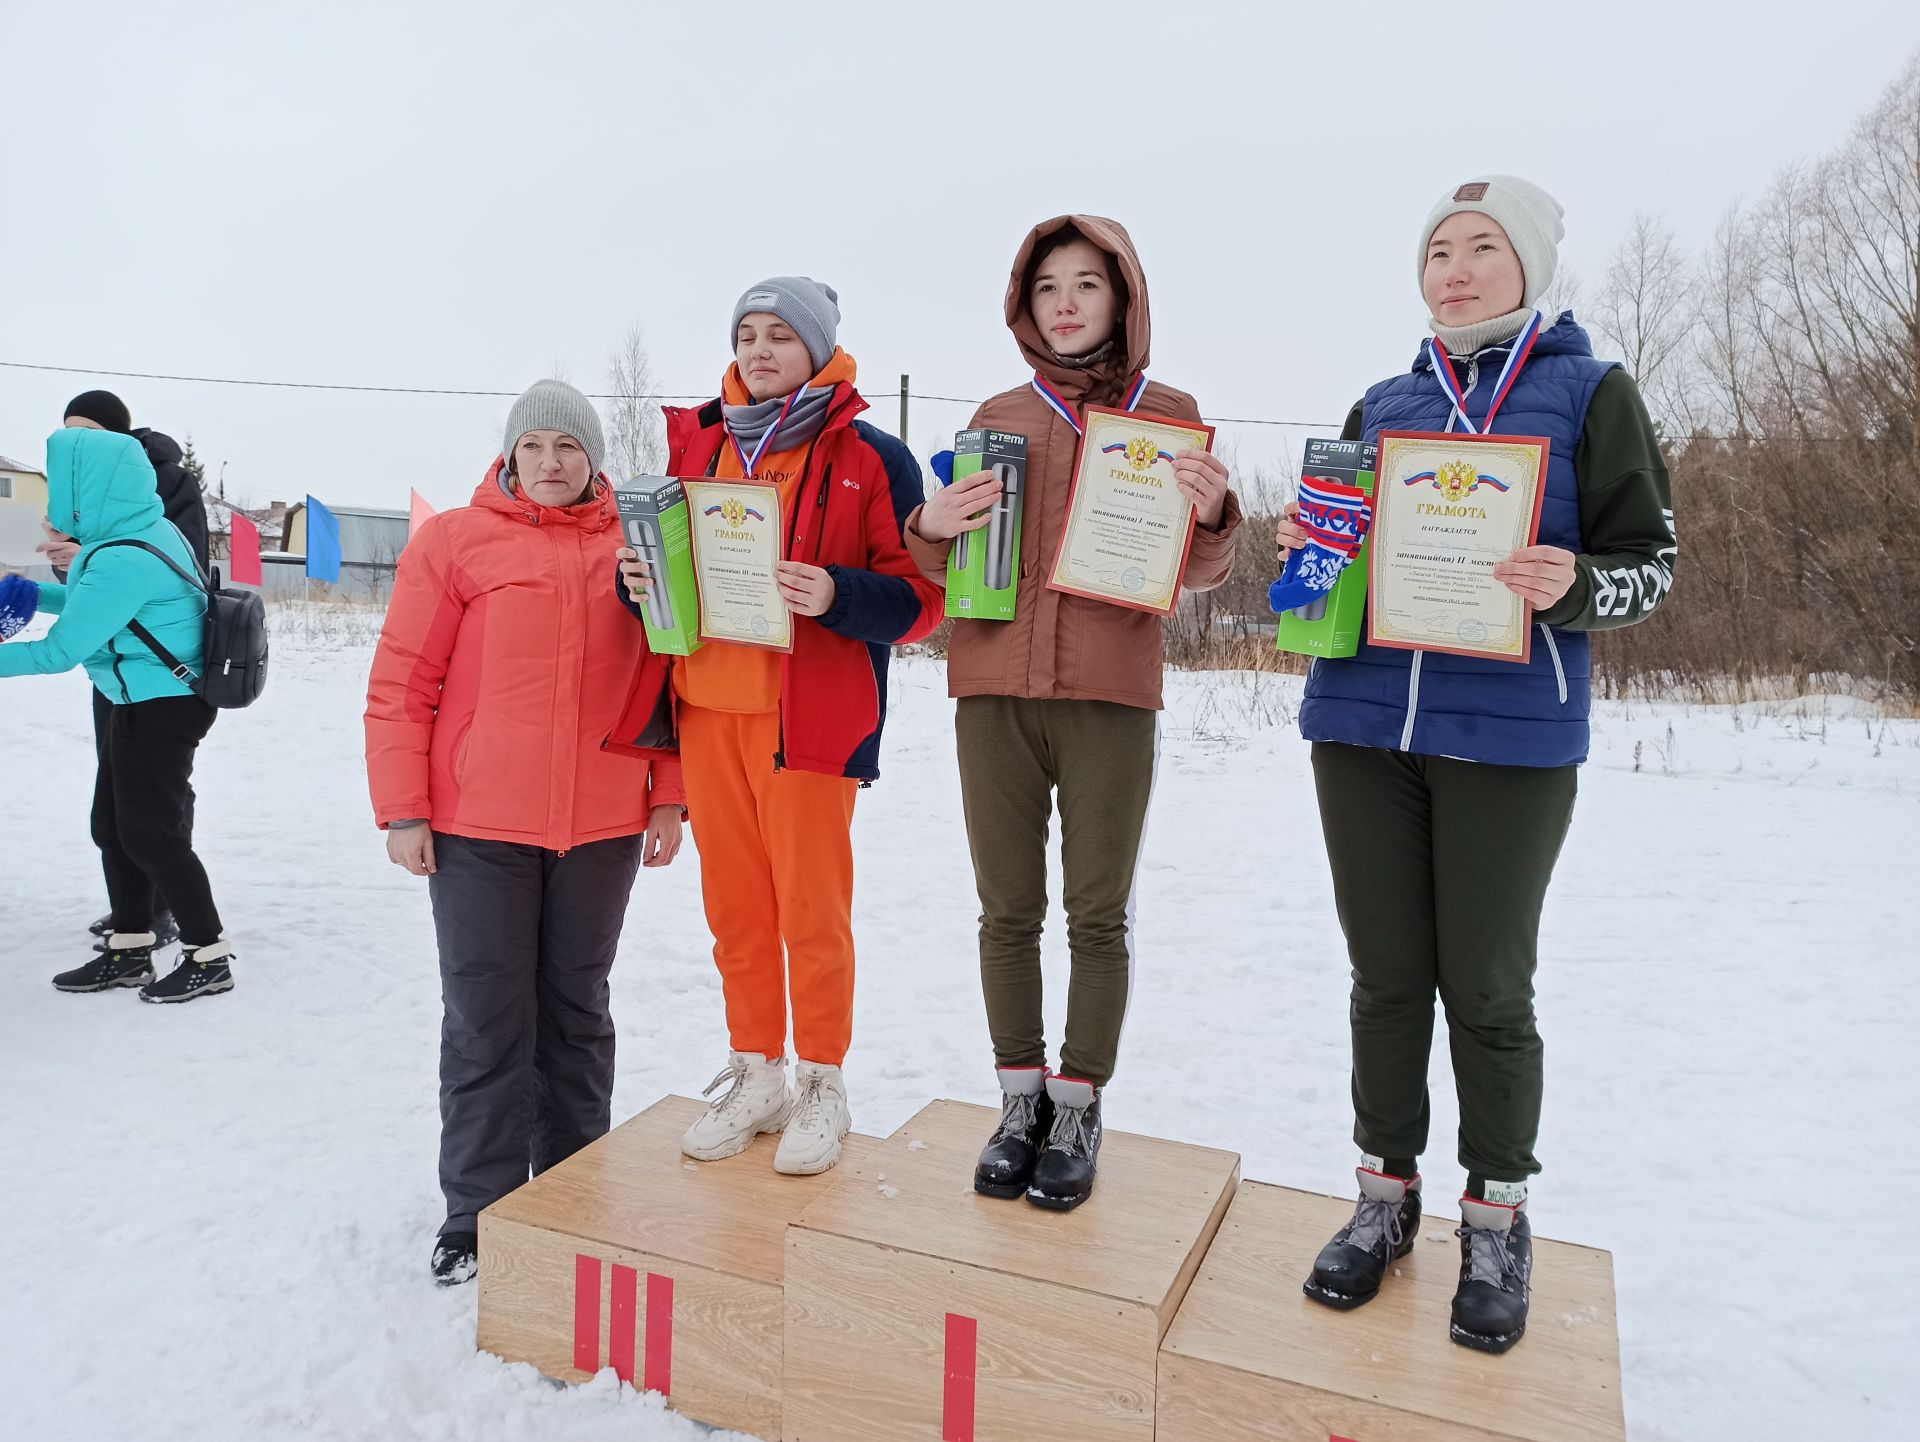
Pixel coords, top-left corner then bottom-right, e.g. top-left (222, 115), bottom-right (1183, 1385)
top-left (1429, 306), bottom-right (1534, 357)
top-left (1049, 337), bottom-right (1119, 371)
top-left (722, 385), bottom-right (834, 461)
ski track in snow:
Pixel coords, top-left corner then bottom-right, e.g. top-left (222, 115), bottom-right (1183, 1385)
top-left (3, 625), bottom-right (1916, 1441)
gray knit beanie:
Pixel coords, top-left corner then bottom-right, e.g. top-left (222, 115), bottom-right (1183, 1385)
top-left (730, 276), bottom-right (841, 372)
top-left (1418, 175), bottom-right (1565, 310)
top-left (503, 378), bottom-right (606, 478)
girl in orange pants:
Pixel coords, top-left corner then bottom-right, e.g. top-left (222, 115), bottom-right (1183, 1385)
top-left (613, 275), bottom-right (941, 1174)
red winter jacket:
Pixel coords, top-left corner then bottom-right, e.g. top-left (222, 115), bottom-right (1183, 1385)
top-left (366, 463), bottom-right (682, 849)
top-left (611, 384), bottom-right (942, 781)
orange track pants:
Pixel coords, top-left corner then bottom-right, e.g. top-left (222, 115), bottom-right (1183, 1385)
top-left (677, 704), bottom-right (859, 1066)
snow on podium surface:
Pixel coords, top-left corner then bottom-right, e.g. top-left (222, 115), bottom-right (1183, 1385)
top-left (4, 630), bottom-right (1916, 1441)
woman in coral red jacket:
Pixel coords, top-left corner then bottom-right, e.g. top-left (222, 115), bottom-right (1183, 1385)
top-left (615, 276), bottom-right (942, 1178)
top-left (365, 379), bottom-right (684, 1287)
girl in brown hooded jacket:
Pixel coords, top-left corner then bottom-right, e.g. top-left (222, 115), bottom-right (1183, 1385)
top-left (905, 215), bottom-right (1243, 1210)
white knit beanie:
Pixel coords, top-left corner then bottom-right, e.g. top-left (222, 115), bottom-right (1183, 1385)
top-left (1418, 176), bottom-right (1565, 310)
top-left (502, 378), bottom-right (607, 477)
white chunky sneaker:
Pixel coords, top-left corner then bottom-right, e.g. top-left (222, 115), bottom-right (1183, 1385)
top-left (774, 1061), bottom-right (851, 1176)
top-left (681, 1052), bottom-right (792, 1161)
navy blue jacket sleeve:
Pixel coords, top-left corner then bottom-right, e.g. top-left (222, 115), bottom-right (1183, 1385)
top-left (613, 555), bottom-right (647, 621)
top-left (815, 423), bottom-right (942, 646)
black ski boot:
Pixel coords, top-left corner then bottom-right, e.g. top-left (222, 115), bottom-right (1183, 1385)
top-left (974, 1066), bottom-right (1054, 1198)
top-left (140, 940), bottom-right (236, 1004)
top-left (1026, 1075), bottom-right (1102, 1211)
top-left (432, 1231), bottom-right (479, 1287)
top-left (95, 910), bottom-right (176, 952)
top-left (1450, 1197), bottom-right (1533, 1353)
top-left (54, 934), bottom-right (157, 992)
top-left (1304, 1168), bottom-right (1423, 1309)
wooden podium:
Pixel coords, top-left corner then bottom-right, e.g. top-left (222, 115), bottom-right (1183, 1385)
top-left (780, 1099), bottom-right (1240, 1442)
top-left (1157, 1182), bottom-right (1626, 1442)
top-left (476, 1094), bottom-right (876, 1440)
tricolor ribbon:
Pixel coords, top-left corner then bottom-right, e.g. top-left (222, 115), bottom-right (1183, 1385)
top-left (727, 386), bottom-right (806, 478)
top-left (1099, 442), bottom-right (1176, 464)
top-left (1426, 309), bottom-right (1542, 435)
top-left (1403, 470), bottom-right (1511, 493)
top-left (1030, 370), bottom-right (1150, 436)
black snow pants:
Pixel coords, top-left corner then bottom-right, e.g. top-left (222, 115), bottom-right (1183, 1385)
top-left (428, 830), bottom-right (646, 1235)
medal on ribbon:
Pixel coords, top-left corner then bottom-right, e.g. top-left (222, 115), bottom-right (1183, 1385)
top-left (1030, 371), bottom-right (1150, 437)
top-left (1426, 309), bottom-right (1543, 435)
top-left (728, 386), bottom-right (807, 479)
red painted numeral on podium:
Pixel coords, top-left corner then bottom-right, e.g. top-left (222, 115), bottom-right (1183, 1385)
top-left (573, 1254), bottom-right (602, 1373)
top-left (1332, 1434), bottom-right (1362, 1441)
top-left (608, 1264), bottom-right (638, 1383)
top-left (943, 1312), bottom-right (978, 1442)
top-left (644, 1272), bottom-right (675, 1395)
top-left (572, 1255), bottom-right (671, 1393)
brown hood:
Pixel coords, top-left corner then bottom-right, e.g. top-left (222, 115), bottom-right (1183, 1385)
top-left (1005, 214), bottom-right (1151, 407)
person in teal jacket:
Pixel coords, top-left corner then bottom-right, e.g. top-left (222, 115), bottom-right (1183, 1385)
top-left (0, 425), bottom-right (237, 1002)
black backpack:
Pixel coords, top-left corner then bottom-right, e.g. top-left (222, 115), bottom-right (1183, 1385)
top-left (91, 539), bottom-right (269, 709)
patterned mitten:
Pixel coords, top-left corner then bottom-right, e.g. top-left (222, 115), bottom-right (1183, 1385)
top-left (1267, 477), bottom-right (1373, 615)
top-left (0, 574), bottom-right (39, 640)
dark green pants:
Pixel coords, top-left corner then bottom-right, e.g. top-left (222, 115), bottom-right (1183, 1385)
top-left (1311, 742), bottom-right (1577, 1183)
top-left (957, 695), bottom-right (1157, 1088)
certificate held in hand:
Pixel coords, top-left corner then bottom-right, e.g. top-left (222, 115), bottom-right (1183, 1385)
top-left (682, 478), bottom-right (793, 652)
top-left (1047, 405), bottom-right (1215, 616)
top-left (1367, 430), bottom-right (1550, 663)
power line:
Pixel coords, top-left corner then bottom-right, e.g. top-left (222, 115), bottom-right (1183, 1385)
top-left (0, 358), bottom-right (1343, 430)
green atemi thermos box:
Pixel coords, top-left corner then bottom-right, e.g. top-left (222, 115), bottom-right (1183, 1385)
top-left (1275, 438), bottom-right (1377, 660)
top-left (944, 429), bottom-right (1028, 622)
top-left (613, 476), bottom-right (703, 656)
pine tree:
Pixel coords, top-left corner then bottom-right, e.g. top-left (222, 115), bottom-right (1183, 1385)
top-left (180, 436), bottom-right (208, 492)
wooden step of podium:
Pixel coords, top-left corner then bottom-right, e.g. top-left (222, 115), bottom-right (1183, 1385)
top-left (476, 1094), bottom-right (878, 1441)
top-left (1157, 1182), bottom-right (1625, 1442)
top-left (781, 1099), bottom-right (1240, 1442)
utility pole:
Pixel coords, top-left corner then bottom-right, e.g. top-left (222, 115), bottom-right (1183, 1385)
top-left (899, 374), bottom-right (909, 446)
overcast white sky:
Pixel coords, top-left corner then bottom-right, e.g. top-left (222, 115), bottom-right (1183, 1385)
top-left (3, 0), bottom-right (1916, 514)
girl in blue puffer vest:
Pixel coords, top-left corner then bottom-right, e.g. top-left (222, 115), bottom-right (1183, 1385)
top-left (0, 424), bottom-right (235, 1003)
top-left (1283, 177), bottom-right (1676, 1354)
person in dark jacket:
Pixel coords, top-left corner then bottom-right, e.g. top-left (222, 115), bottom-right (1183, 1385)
top-left (1284, 177), bottom-right (1675, 1354)
top-left (42, 392), bottom-right (210, 953)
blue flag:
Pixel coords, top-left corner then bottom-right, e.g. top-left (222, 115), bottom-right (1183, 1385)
top-left (305, 496), bottom-right (343, 583)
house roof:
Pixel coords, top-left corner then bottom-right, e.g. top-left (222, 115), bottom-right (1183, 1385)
top-left (0, 453), bottom-right (46, 476)
top-left (205, 498), bottom-right (286, 538)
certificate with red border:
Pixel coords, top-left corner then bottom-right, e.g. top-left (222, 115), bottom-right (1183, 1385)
top-left (1367, 430), bottom-right (1551, 664)
top-left (683, 477), bottom-right (793, 652)
top-left (1046, 405), bottom-right (1216, 616)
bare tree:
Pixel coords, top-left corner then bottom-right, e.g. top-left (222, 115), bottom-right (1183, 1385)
top-left (1694, 204), bottom-right (1763, 440)
top-left (1535, 264), bottom-right (1584, 321)
top-left (606, 322), bottom-right (666, 480)
top-left (1805, 57), bottom-right (1919, 463)
top-left (1593, 214), bottom-right (1696, 430)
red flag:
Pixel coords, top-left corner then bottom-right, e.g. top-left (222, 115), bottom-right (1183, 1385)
top-left (228, 509), bottom-right (264, 586)
top-left (410, 489), bottom-right (438, 537)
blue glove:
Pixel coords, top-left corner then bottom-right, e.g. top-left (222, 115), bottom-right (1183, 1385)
top-left (930, 450), bottom-right (955, 486)
top-left (0, 574), bottom-right (39, 640)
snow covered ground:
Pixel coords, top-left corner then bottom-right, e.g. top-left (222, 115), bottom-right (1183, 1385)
top-left (3, 618), bottom-right (1916, 1441)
